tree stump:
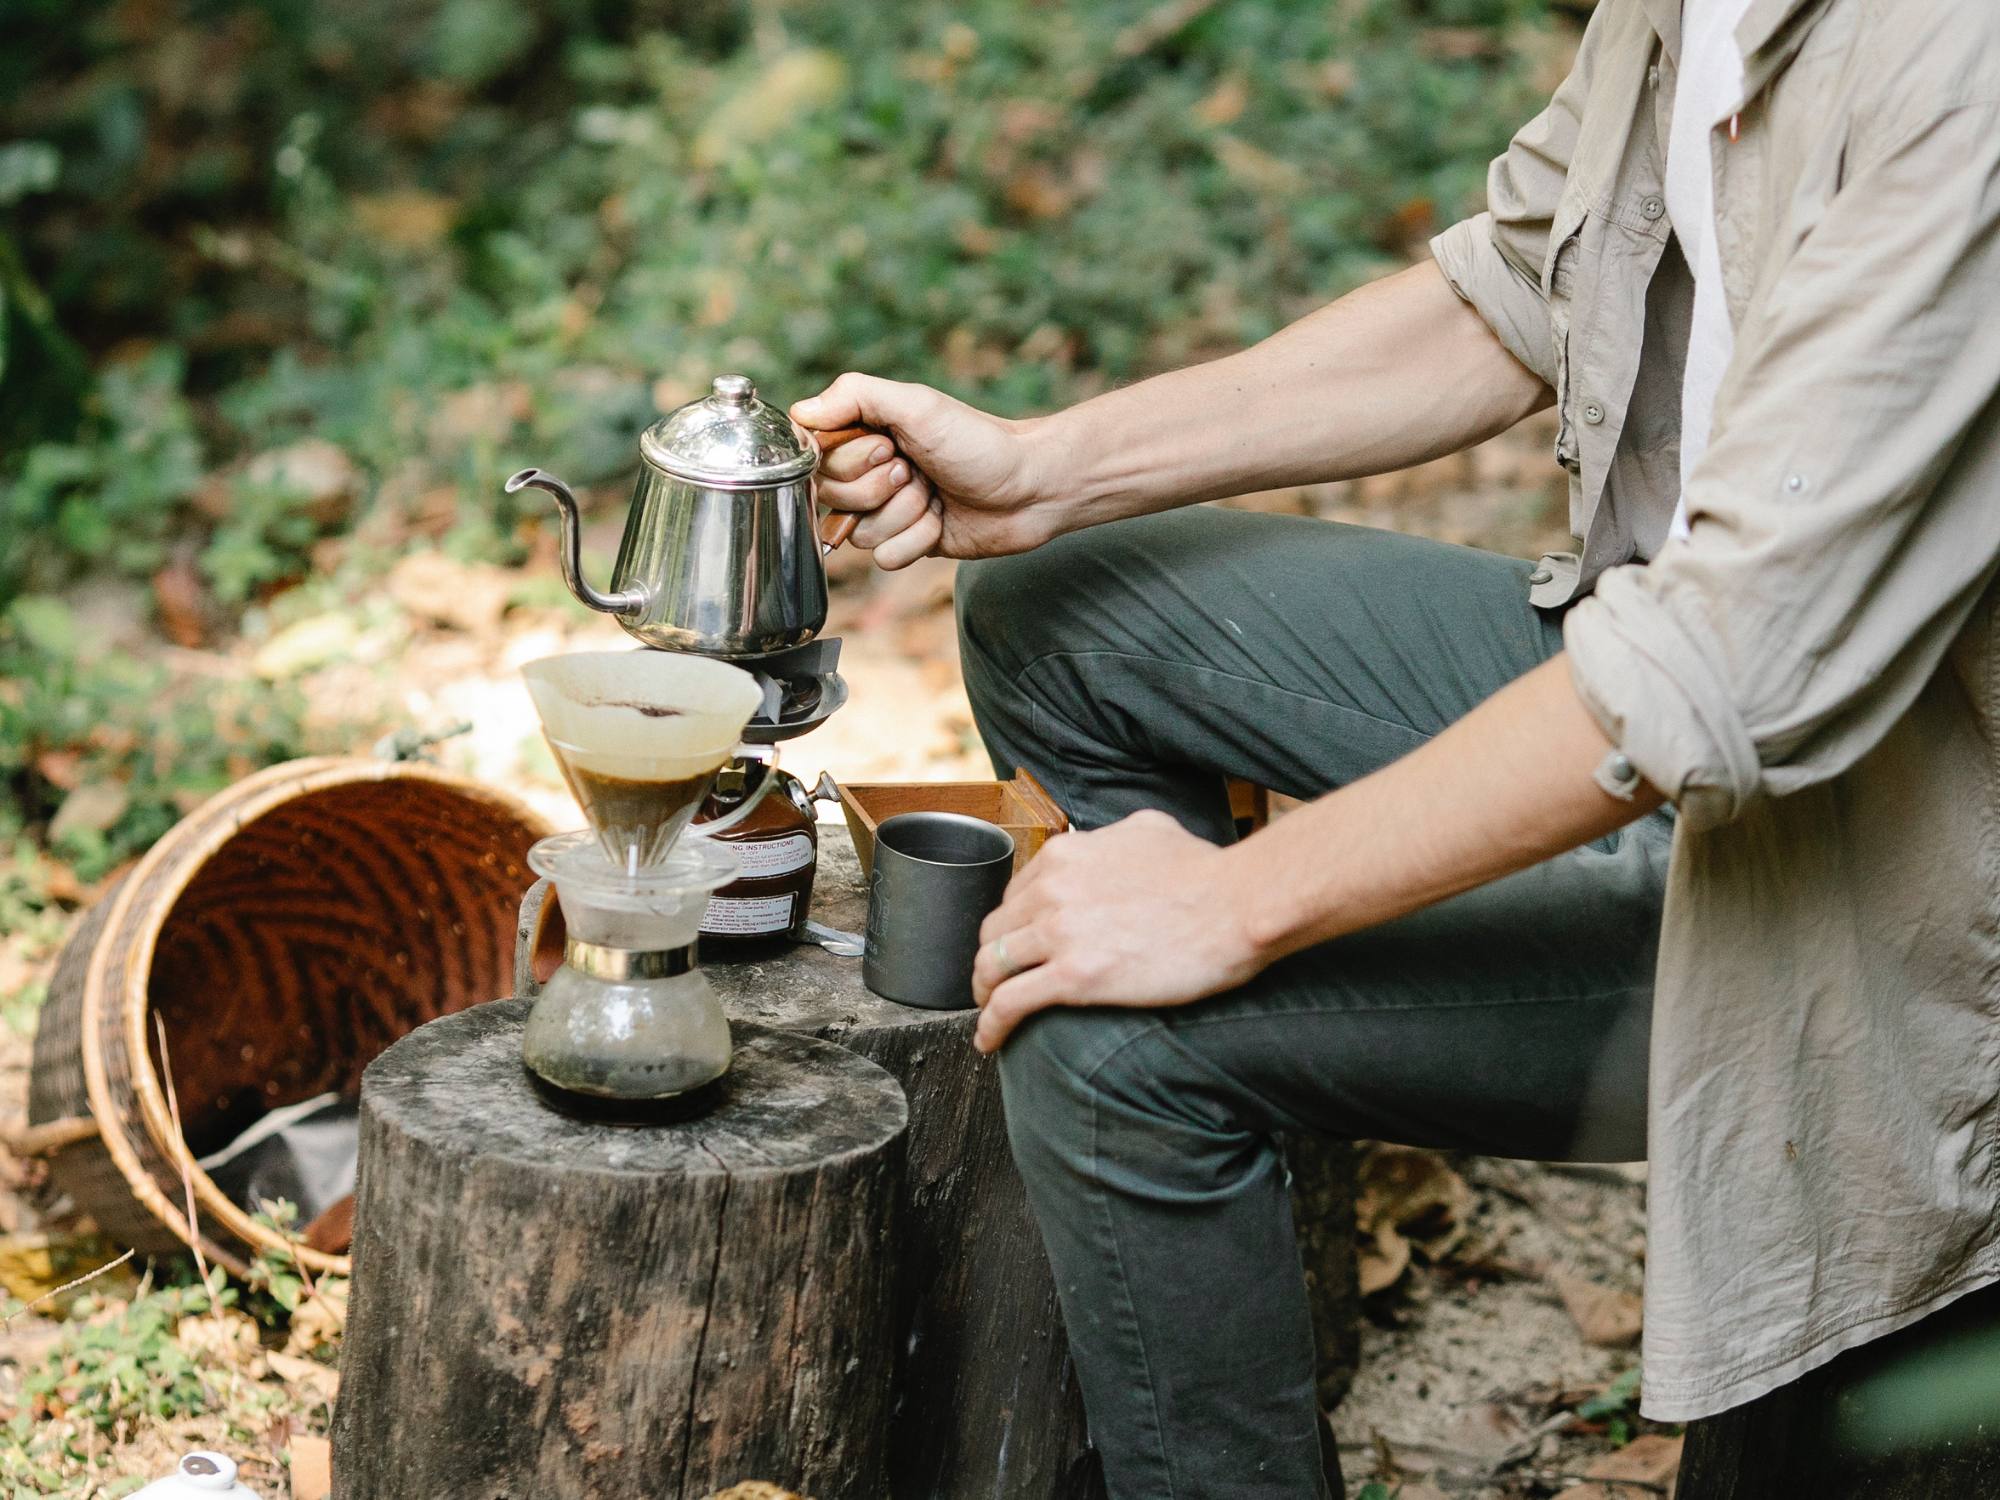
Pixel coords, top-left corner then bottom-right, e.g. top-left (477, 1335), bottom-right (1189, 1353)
top-left (331, 1004), bottom-right (907, 1500)
top-left (1284, 1132), bottom-right (1362, 1409)
top-left (699, 830), bottom-right (1360, 1500)
top-left (1677, 1279), bottom-right (2000, 1499)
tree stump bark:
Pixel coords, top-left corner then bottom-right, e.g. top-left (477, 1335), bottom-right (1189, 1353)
top-left (331, 1004), bottom-right (907, 1500)
top-left (701, 830), bottom-right (1360, 1499)
top-left (1677, 1279), bottom-right (2000, 1499)
top-left (1284, 1132), bottom-right (1362, 1410)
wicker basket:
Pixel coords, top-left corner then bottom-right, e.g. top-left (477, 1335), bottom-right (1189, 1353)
top-left (24, 757), bottom-right (552, 1276)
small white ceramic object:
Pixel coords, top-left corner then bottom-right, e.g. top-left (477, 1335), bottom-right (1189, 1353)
top-left (129, 1452), bottom-right (262, 1499)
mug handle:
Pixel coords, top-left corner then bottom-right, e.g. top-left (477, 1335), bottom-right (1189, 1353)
top-left (693, 743), bottom-right (781, 837)
top-left (808, 425), bottom-right (878, 554)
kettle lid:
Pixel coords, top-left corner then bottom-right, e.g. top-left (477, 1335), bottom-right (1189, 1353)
top-left (639, 375), bottom-right (817, 488)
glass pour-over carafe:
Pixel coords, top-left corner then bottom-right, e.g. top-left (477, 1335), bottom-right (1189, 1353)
top-left (520, 829), bottom-right (740, 1099)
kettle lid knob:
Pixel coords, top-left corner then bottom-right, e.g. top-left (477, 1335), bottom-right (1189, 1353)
top-left (640, 373), bottom-right (814, 486)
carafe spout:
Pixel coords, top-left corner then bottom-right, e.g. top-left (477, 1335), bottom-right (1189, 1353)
top-left (505, 467), bottom-right (648, 617)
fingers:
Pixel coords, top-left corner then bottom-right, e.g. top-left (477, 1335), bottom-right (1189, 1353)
top-left (820, 455), bottom-right (911, 516)
top-left (851, 474), bottom-right (929, 547)
top-left (978, 858), bottom-right (1064, 946)
top-left (820, 434), bottom-right (897, 483)
top-left (871, 506), bottom-right (943, 570)
top-left (990, 830), bottom-right (1074, 909)
top-left (791, 371), bottom-right (936, 438)
top-left (971, 921), bottom-right (1053, 1007)
top-left (975, 961), bottom-right (1087, 1053)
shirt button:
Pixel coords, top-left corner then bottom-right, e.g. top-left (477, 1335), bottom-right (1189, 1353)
top-left (1582, 401), bottom-right (1606, 425)
top-left (1647, 65), bottom-right (1661, 88)
top-left (1610, 753), bottom-right (1636, 783)
top-left (1529, 566), bottom-right (1554, 585)
top-left (1641, 195), bottom-right (1665, 221)
top-left (1785, 473), bottom-right (1808, 492)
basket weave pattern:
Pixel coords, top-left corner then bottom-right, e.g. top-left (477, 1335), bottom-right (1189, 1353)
top-left (28, 759), bottom-right (549, 1274)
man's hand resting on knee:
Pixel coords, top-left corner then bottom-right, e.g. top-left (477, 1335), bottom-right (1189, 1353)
top-left (967, 658), bottom-right (1665, 1053)
top-left (969, 810), bottom-right (1266, 1054)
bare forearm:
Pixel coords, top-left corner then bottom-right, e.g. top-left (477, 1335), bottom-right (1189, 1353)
top-left (1227, 656), bottom-right (1664, 960)
top-left (1034, 261), bottom-right (1551, 531)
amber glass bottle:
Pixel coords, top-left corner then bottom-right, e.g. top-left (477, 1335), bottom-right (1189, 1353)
top-left (695, 767), bottom-right (818, 945)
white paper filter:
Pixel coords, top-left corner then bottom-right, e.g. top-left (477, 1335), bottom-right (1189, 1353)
top-left (522, 651), bottom-right (762, 779)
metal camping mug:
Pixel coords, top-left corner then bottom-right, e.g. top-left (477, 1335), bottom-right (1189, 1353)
top-left (863, 812), bottom-right (1016, 1010)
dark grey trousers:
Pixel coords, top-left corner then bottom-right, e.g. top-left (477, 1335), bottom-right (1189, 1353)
top-left (955, 507), bottom-right (1669, 1499)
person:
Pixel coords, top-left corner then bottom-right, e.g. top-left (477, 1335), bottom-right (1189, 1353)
top-left (792, 1), bottom-right (2000, 1493)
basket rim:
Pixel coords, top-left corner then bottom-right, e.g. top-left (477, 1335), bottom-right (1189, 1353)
top-left (90, 756), bottom-right (551, 1276)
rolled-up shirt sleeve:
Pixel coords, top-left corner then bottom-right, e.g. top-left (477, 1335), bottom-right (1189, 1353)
top-left (1431, 212), bottom-right (1559, 387)
top-left (1565, 102), bottom-right (2000, 831)
top-left (1428, 4), bottom-right (1598, 386)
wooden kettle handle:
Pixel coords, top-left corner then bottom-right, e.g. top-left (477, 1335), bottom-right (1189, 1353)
top-left (811, 424), bottom-right (881, 552)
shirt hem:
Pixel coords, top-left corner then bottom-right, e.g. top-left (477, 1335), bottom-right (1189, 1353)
top-left (1638, 1256), bottom-right (2000, 1423)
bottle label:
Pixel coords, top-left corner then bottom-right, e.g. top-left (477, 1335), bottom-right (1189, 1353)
top-left (703, 893), bottom-right (798, 935)
top-left (728, 833), bottom-right (815, 880)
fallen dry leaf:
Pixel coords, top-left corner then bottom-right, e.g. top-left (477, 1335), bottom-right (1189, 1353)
top-left (285, 1278), bottom-right (349, 1357)
top-left (1194, 74), bottom-right (1249, 127)
top-left (388, 551), bottom-right (512, 635)
top-left (177, 1309), bottom-right (267, 1376)
top-left (289, 1433), bottom-right (332, 1500)
top-left (428, 380), bottom-right (532, 449)
top-left (1359, 1220), bottom-right (1412, 1297)
top-left (0, 1232), bottom-right (139, 1312)
top-left (267, 1349), bottom-right (340, 1404)
top-left (1210, 134), bottom-right (1306, 195)
top-left (153, 552), bottom-right (211, 648)
top-left (1355, 1144), bottom-right (1474, 1294)
top-left (245, 438), bottom-right (358, 527)
top-left (252, 613), bottom-right (362, 679)
top-left (48, 780), bottom-right (131, 844)
top-left (351, 190), bottom-right (458, 250)
top-left (1554, 1432), bottom-right (1683, 1499)
top-left (1555, 1271), bottom-right (1644, 1349)
top-left (1438, 1400), bottom-right (1530, 1464)
top-left (32, 749), bottom-right (84, 791)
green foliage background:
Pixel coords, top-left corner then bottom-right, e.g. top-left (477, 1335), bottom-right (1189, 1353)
top-left (0, 0), bottom-right (1567, 877)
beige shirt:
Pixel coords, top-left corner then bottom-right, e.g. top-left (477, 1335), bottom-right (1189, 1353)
top-left (1431, 0), bottom-right (2000, 1420)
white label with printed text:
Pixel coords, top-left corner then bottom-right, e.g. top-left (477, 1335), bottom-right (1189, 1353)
top-left (728, 833), bottom-right (815, 879)
top-left (703, 893), bottom-right (798, 935)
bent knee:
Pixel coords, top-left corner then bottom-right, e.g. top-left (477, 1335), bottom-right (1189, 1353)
top-left (953, 552), bottom-right (1038, 665)
top-left (996, 1006), bottom-right (1155, 1150)
top-left (954, 521), bottom-right (1165, 674)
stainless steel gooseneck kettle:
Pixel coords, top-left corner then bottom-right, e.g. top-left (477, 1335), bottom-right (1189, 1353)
top-left (506, 375), bottom-right (859, 658)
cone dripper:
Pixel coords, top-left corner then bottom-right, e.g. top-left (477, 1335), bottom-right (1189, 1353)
top-left (524, 651), bottom-right (765, 867)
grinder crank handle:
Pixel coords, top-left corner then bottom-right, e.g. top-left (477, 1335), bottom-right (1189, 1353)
top-left (808, 425), bottom-right (884, 555)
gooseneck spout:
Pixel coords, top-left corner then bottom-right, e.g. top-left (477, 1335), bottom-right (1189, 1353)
top-left (505, 468), bottom-right (648, 617)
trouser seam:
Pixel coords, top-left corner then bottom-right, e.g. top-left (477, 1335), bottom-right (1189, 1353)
top-left (1087, 1053), bottom-right (1181, 1498)
top-left (1172, 982), bottom-right (1654, 1028)
top-left (1024, 648), bottom-right (1448, 748)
